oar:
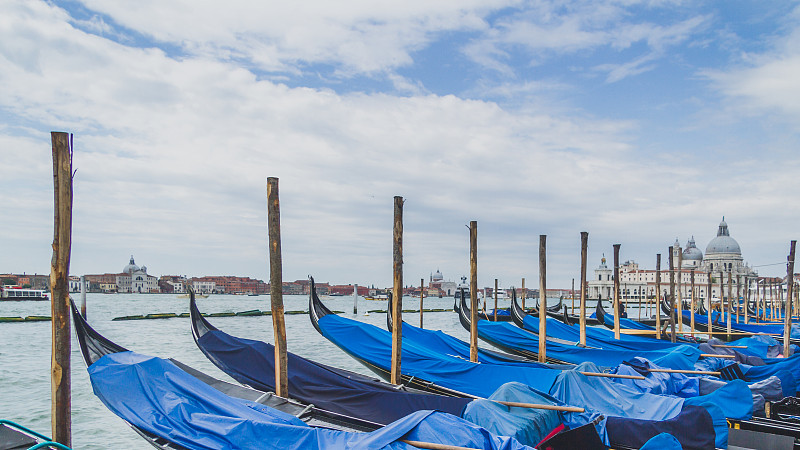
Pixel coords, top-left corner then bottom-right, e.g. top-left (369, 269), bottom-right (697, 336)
top-left (438, 386), bottom-right (586, 413)
top-left (648, 368), bottom-right (722, 376)
top-left (710, 344), bottom-right (747, 349)
top-left (403, 440), bottom-right (481, 450)
top-left (580, 372), bottom-right (645, 380)
top-left (700, 353), bottom-right (735, 359)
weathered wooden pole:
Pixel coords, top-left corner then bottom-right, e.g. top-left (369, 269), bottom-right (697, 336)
top-left (538, 235), bottom-right (547, 362)
top-left (655, 254), bottom-right (661, 339)
top-left (521, 278), bottom-right (526, 310)
top-left (79, 275), bottom-right (86, 319)
top-left (613, 244), bottom-right (621, 340)
top-left (353, 284), bottom-right (358, 315)
top-left (784, 241), bottom-right (796, 358)
top-left (676, 247), bottom-right (683, 334)
top-left (579, 232), bottom-right (588, 346)
top-left (707, 272), bottom-right (713, 336)
top-left (690, 270), bottom-right (695, 334)
top-left (727, 271), bottom-right (732, 339)
top-left (50, 131), bottom-right (72, 447)
top-left (391, 196), bottom-right (404, 383)
top-left (493, 279), bottom-right (498, 322)
top-left (668, 246), bottom-right (676, 342)
top-left (419, 278), bottom-right (424, 329)
top-left (469, 221), bottom-right (478, 363)
top-left (266, 177), bottom-right (288, 398)
top-left (742, 276), bottom-right (748, 324)
top-left (571, 278), bottom-right (575, 314)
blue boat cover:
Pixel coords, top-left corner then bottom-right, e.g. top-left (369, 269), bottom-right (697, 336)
top-left (318, 314), bottom-right (562, 397)
top-left (88, 351), bottom-right (534, 450)
top-left (613, 357), bottom-right (700, 397)
top-left (196, 329), bottom-right (472, 425)
top-left (399, 321), bottom-right (569, 368)
top-left (638, 433), bottom-right (682, 450)
top-left (462, 383), bottom-right (566, 446)
top-left (521, 314), bottom-right (688, 352)
top-left (551, 362), bottom-right (720, 449)
top-left (476, 319), bottom-right (701, 368)
top-left (318, 315), bottom-right (730, 449)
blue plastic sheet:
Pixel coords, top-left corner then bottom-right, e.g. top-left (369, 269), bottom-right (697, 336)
top-left (638, 433), bottom-right (682, 450)
top-left (462, 383), bottom-right (564, 446)
top-left (89, 351), bottom-right (534, 450)
top-left (475, 319), bottom-right (701, 368)
top-left (197, 329), bottom-right (471, 425)
top-left (318, 314), bottom-right (561, 397)
top-left (614, 358), bottom-right (699, 397)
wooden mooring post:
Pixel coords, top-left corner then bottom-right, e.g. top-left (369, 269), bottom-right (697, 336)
top-left (655, 254), bottom-right (661, 339)
top-left (469, 221), bottom-right (478, 363)
top-left (784, 240), bottom-right (796, 358)
top-left (727, 271), bottom-right (732, 340)
top-left (707, 271), bottom-right (713, 336)
top-left (267, 177), bottom-right (288, 398)
top-left (677, 247), bottom-right (683, 334)
top-left (353, 284), bottom-right (358, 315)
top-left (668, 246), bottom-right (676, 343)
top-left (690, 270), bottom-right (695, 334)
top-left (613, 244), bottom-right (621, 340)
top-left (521, 278), bottom-right (526, 310)
top-left (50, 132), bottom-right (73, 446)
top-left (419, 278), bottom-right (424, 329)
top-left (391, 196), bottom-right (404, 383)
top-left (493, 279), bottom-right (498, 322)
top-left (79, 275), bottom-right (86, 319)
top-left (579, 232), bottom-right (588, 346)
top-left (538, 235), bottom-right (547, 362)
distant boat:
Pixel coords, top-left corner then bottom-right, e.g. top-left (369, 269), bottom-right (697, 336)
top-left (247, 293), bottom-right (259, 296)
top-left (1, 287), bottom-right (48, 301)
top-left (177, 293), bottom-right (209, 298)
top-left (364, 294), bottom-right (389, 301)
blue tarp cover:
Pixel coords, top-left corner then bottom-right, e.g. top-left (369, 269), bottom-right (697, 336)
top-left (197, 329), bottom-right (472, 425)
top-left (476, 319), bottom-right (701, 369)
top-left (318, 314), bottom-right (562, 397)
top-left (89, 351), bottom-right (534, 450)
top-left (638, 433), bottom-right (682, 450)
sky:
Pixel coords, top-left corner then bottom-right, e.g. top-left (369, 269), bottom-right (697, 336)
top-left (1, 0), bottom-right (799, 289)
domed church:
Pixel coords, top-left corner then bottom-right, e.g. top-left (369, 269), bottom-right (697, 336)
top-left (678, 218), bottom-right (756, 278)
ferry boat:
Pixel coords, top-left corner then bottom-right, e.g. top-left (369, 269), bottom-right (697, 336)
top-left (1, 286), bottom-right (49, 301)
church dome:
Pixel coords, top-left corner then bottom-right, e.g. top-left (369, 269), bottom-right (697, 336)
top-left (682, 236), bottom-right (703, 261)
top-left (705, 218), bottom-right (741, 255)
top-left (123, 256), bottom-right (140, 274)
top-left (432, 269), bottom-right (443, 281)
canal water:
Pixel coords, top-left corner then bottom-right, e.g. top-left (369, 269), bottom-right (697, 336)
top-left (1, 292), bottom-right (535, 448)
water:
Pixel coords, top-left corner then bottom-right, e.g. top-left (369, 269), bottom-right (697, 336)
top-left (0, 293), bottom-right (519, 449)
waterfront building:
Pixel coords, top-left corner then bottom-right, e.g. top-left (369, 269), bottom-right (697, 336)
top-left (588, 218), bottom-right (758, 303)
top-left (428, 269), bottom-right (457, 297)
top-left (159, 275), bottom-right (187, 293)
top-left (119, 256), bottom-right (160, 293)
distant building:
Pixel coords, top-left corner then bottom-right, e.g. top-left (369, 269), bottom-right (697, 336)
top-left (159, 275), bottom-right (187, 293)
top-left (119, 256), bottom-right (160, 293)
top-left (428, 269), bottom-right (457, 297)
top-left (588, 218), bottom-right (758, 302)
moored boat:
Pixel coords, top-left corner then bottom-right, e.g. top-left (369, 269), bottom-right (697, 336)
top-left (0, 286), bottom-right (48, 301)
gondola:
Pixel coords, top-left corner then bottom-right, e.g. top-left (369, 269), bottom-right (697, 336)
top-left (595, 298), bottom-right (693, 342)
top-left (74, 298), bottom-right (558, 450)
top-left (0, 420), bottom-right (72, 450)
top-left (312, 284), bottom-right (766, 449)
top-left (450, 289), bottom-right (514, 322)
top-left (72, 300), bottom-right (390, 450)
top-left (595, 297), bottom-right (669, 328)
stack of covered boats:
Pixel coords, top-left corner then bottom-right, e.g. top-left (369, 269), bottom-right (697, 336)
top-left (71, 279), bottom-right (800, 449)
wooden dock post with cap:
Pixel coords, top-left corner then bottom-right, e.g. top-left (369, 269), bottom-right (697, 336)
top-left (538, 235), bottom-right (547, 362)
top-left (267, 177), bottom-right (288, 398)
top-left (655, 254), bottom-right (661, 339)
top-left (784, 240), bottom-right (796, 358)
top-left (469, 221), bottom-right (478, 363)
top-left (579, 232), bottom-right (588, 346)
top-left (50, 131), bottom-right (73, 447)
top-left (613, 244), bottom-right (621, 340)
top-left (391, 196), bottom-right (404, 383)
